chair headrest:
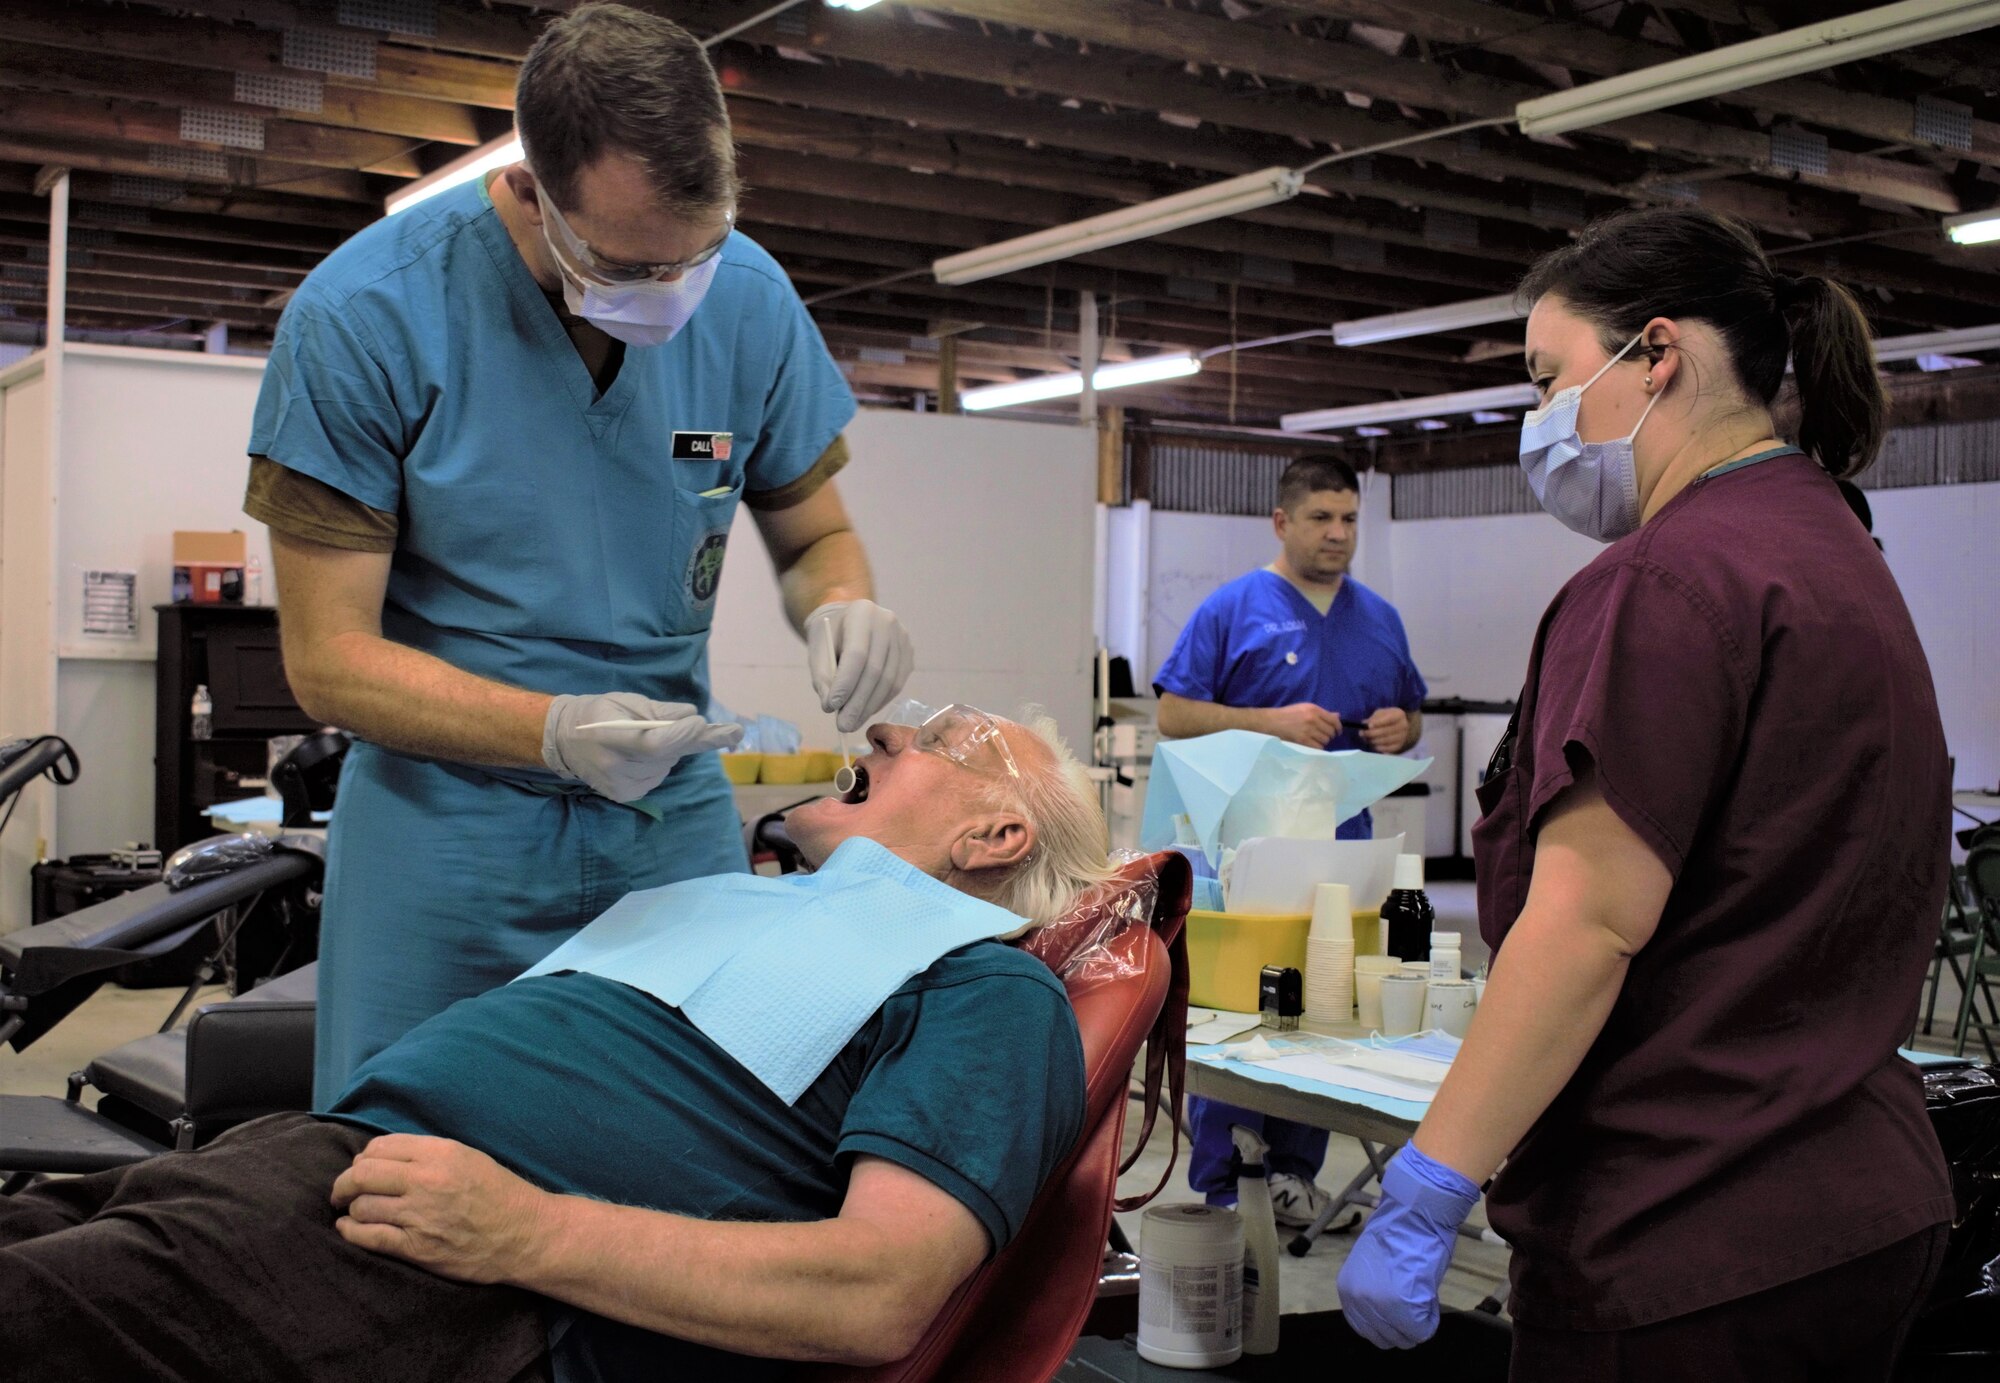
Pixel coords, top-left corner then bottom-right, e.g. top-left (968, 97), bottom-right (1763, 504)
top-left (1020, 851), bottom-right (1185, 986)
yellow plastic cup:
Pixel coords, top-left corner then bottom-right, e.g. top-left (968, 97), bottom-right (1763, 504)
top-left (1185, 909), bottom-right (1311, 1013)
top-left (720, 752), bottom-right (763, 785)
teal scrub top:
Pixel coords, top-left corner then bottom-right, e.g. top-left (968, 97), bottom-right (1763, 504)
top-left (248, 177), bottom-right (855, 742)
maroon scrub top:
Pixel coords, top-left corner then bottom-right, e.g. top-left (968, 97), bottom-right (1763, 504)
top-left (1473, 448), bottom-right (1954, 1331)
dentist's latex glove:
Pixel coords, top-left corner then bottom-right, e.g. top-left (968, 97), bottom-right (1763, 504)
top-left (542, 693), bottom-right (742, 804)
top-left (1336, 1142), bottom-right (1482, 1349)
top-left (805, 600), bottom-right (914, 734)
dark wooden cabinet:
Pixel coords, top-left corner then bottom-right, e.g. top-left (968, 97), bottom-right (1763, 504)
top-left (154, 605), bottom-right (321, 853)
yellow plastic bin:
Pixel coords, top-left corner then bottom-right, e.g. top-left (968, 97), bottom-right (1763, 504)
top-left (721, 753), bottom-right (764, 785)
top-left (1186, 909), bottom-right (1311, 1013)
top-left (758, 752), bottom-right (815, 785)
top-left (805, 750), bottom-right (842, 783)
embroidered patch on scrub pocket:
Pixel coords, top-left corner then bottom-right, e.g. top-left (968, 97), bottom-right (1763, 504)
top-left (685, 528), bottom-right (730, 608)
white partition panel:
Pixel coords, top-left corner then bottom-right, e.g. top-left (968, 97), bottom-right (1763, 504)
top-left (0, 356), bottom-right (57, 929)
top-left (706, 409), bottom-right (1098, 751)
top-left (52, 347), bottom-right (271, 861)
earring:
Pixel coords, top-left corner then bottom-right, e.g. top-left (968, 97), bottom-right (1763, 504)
top-left (1644, 375), bottom-right (1654, 389)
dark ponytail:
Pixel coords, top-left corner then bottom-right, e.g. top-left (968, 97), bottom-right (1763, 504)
top-left (1777, 273), bottom-right (1886, 478)
top-left (1518, 207), bottom-right (1887, 479)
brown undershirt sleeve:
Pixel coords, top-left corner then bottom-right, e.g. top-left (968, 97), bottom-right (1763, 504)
top-left (244, 456), bottom-right (400, 554)
top-left (744, 434), bottom-right (851, 513)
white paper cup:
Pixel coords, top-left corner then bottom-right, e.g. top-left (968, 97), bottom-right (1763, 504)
top-left (1309, 882), bottom-right (1354, 942)
top-left (1425, 978), bottom-right (1477, 1038)
top-left (1355, 969), bottom-right (1388, 1030)
top-left (1474, 977), bottom-right (1487, 1006)
top-left (1378, 974), bottom-right (1427, 1037)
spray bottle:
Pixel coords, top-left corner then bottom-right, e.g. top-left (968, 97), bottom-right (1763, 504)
top-left (1230, 1125), bottom-right (1281, 1355)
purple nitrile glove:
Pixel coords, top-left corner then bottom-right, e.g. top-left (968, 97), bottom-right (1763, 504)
top-left (1336, 1142), bottom-right (1483, 1349)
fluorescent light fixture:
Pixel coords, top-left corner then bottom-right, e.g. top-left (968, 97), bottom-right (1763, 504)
top-left (1944, 208), bottom-right (2000, 245)
top-left (825, 0), bottom-right (885, 7)
top-left (1282, 383), bottom-right (1540, 433)
top-left (1332, 293), bottom-right (1523, 346)
top-left (386, 131), bottom-right (522, 215)
top-left (1414, 419), bottom-right (1450, 431)
top-left (1277, 321), bottom-right (2000, 433)
top-left (960, 352), bottom-right (1201, 412)
top-left (1871, 322), bottom-right (2000, 362)
top-left (1517, 0), bottom-right (2000, 136)
top-left (933, 168), bottom-right (1304, 285)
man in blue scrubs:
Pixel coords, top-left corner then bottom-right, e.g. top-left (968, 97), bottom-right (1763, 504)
top-left (245, 6), bottom-right (913, 1101)
top-left (1153, 454), bottom-right (1426, 1223)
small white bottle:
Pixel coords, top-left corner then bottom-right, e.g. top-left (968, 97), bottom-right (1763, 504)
top-left (190, 684), bottom-right (213, 742)
top-left (245, 553), bottom-right (264, 605)
top-left (1230, 1125), bottom-right (1281, 1356)
top-left (1429, 930), bottom-right (1462, 983)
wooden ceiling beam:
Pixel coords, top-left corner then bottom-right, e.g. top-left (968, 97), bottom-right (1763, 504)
top-left (740, 188), bottom-right (1478, 313)
top-left (747, 222), bottom-right (1526, 362)
top-left (726, 104), bottom-right (1558, 267)
top-left (0, 242), bottom-right (304, 294)
top-left (34, 284), bottom-right (280, 328)
top-left (145, 0), bottom-right (550, 64)
top-left (0, 86), bottom-right (424, 178)
top-left (734, 147), bottom-right (1520, 294)
top-left (713, 18), bottom-right (1920, 247)
top-left (0, 0), bottom-right (517, 110)
top-left (1264, 0), bottom-right (2000, 165)
top-left (0, 223), bottom-right (324, 277)
top-left (877, 1), bottom-right (1958, 213)
top-left (0, 42), bottom-right (481, 147)
top-left (0, 134), bottom-right (374, 204)
top-left (0, 193), bottom-right (348, 255)
top-left (800, 286), bottom-right (1510, 392)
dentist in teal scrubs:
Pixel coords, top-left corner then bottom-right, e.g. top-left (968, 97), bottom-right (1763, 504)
top-left (244, 6), bottom-right (912, 1101)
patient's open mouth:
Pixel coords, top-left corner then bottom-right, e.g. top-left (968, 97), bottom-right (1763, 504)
top-left (835, 764), bottom-right (869, 804)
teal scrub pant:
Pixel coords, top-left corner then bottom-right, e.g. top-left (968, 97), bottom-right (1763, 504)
top-left (312, 742), bottom-right (748, 1106)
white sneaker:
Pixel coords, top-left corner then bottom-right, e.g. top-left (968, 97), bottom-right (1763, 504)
top-left (1266, 1172), bottom-right (1332, 1229)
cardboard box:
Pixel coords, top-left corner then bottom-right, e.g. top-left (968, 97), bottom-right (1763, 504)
top-left (172, 530), bottom-right (246, 604)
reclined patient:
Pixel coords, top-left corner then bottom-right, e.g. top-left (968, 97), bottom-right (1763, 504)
top-left (1, 707), bottom-right (1117, 1383)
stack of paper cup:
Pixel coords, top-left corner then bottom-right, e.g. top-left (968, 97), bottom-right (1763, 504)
top-left (1353, 956), bottom-right (1402, 1031)
top-left (1304, 883), bottom-right (1356, 1025)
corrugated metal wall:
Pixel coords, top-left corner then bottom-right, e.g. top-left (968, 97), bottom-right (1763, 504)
top-left (1137, 418), bottom-right (2000, 521)
top-left (1147, 440), bottom-right (1297, 515)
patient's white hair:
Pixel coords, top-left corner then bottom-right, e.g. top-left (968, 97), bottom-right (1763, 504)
top-left (985, 707), bottom-right (1118, 930)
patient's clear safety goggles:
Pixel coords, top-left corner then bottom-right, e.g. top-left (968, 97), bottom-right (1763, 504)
top-left (833, 702), bottom-right (1017, 802)
top-left (535, 180), bottom-right (734, 287)
top-left (915, 704), bottom-right (1020, 780)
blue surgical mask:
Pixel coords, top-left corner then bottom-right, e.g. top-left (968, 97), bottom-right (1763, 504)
top-left (1518, 329), bottom-right (1662, 542)
top-left (557, 253), bottom-right (719, 349)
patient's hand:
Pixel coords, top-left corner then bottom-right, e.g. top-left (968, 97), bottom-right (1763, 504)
top-left (330, 1133), bottom-right (548, 1285)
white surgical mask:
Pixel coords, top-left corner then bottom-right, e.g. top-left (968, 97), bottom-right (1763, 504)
top-left (556, 253), bottom-right (720, 349)
top-left (1518, 329), bottom-right (1663, 542)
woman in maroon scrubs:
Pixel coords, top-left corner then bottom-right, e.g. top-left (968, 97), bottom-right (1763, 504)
top-left (1337, 207), bottom-right (1954, 1380)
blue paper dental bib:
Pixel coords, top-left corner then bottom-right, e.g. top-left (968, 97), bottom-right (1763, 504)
top-left (515, 838), bottom-right (1026, 1103)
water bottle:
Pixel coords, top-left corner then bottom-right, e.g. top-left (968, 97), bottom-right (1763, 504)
top-left (245, 554), bottom-right (264, 606)
top-left (191, 684), bottom-right (213, 742)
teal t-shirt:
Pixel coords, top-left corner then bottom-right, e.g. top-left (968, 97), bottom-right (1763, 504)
top-left (329, 943), bottom-right (1085, 1381)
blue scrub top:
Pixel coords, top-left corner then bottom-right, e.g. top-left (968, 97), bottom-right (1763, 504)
top-left (249, 176), bottom-right (855, 740)
top-left (1154, 570), bottom-right (1426, 837)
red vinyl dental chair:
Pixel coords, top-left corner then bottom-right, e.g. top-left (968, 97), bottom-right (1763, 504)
top-left (808, 848), bottom-right (1193, 1383)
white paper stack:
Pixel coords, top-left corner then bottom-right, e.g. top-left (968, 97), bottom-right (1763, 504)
top-left (1303, 883), bottom-right (1356, 1024)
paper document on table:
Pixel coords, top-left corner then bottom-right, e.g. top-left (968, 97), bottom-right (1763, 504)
top-left (1222, 1031), bottom-right (1458, 1105)
top-left (1186, 1008), bottom-right (1265, 1045)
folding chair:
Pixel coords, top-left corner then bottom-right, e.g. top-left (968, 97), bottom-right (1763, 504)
top-left (1954, 844), bottom-right (2000, 1061)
